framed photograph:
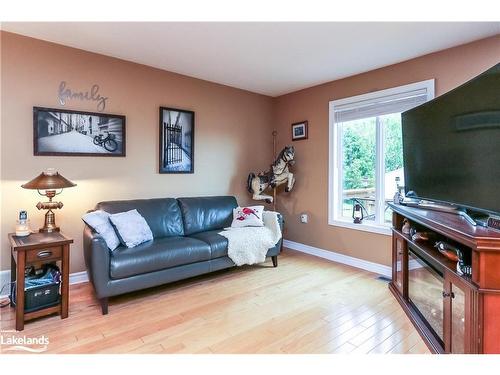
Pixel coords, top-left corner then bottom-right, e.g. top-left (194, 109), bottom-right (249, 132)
top-left (291, 120), bottom-right (308, 141)
top-left (33, 107), bottom-right (126, 156)
top-left (159, 107), bottom-right (194, 173)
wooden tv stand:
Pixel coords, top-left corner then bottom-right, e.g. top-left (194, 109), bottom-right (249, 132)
top-left (388, 202), bottom-right (500, 354)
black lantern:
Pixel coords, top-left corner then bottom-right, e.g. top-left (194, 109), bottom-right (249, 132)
top-left (352, 202), bottom-right (364, 224)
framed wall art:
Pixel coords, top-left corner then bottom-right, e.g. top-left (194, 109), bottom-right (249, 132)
top-left (33, 107), bottom-right (126, 156)
top-left (291, 120), bottom-right (308, 141)
top-left (159, 107), bottom-right (194, 173)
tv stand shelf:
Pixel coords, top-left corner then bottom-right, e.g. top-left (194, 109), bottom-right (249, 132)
top-left (393, 228), bottom-right (471, 282)
top-left (390, 203), bottom-right (500, 250)
top-left (388, 203), bottom-right (500, 354)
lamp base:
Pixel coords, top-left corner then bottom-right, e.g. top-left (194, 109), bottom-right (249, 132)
top-left (39, 209), bottom-right (60, 233)
top-left (39, 226), bottom-right (60, 233)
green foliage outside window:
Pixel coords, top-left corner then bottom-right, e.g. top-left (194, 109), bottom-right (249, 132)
top-left (383, 113), bottom-right (404, 174)
top-left (342, 113), bottom-right (403, 190)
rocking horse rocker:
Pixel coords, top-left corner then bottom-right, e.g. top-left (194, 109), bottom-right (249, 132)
top-left (247, 145), bottom-right (296, 203)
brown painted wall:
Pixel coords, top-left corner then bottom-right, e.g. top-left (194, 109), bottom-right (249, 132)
top-left (1, 31), bottom-right (498, 275)
top-left (0, 31), bottom-right (274, 273)
top-left (273, 35), bottom-right (500, 266)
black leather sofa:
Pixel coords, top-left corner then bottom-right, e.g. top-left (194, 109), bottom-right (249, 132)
top-left (83, 196), bottom-right (283, 314)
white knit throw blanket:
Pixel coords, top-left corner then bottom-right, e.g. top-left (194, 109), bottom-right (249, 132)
top-left (219, 211), bottom-right (282, 266)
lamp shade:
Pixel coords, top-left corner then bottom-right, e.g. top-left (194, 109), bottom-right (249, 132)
top-left (21, 169), bottom-right (76, 190)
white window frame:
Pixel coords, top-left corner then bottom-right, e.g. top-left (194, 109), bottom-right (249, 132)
top-left (328, 79), bottom-right (435, 236)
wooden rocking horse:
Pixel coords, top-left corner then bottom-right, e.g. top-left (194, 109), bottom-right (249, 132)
top-left (247, 145), bottom-right (296, 203)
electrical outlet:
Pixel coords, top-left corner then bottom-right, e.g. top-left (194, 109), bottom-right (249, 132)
top-left (300, 213), bottom-right (308, 223)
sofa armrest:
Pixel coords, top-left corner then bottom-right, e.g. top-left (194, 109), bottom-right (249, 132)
top-left (277, 212), bottom-right (284, 248)
top-left (83, 224), bottom-right (111, 298)
top-left (265, 212), bottom-right (284, 258)
top-left (277, 212), bottom-right (284, 233)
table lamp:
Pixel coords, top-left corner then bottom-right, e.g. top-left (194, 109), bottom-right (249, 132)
top-left (21, 168), bottom-right (76, 233)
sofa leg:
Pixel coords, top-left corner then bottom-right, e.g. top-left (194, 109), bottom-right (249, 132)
top-left (272, 256), bottom-right (278, 268)
top-left (100, 298), bottom-right (109, 315)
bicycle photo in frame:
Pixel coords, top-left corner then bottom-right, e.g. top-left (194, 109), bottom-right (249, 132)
top-left (33, 107), bottom-right (126, 157)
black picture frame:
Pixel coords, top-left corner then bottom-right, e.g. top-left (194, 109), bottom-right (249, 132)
top-left (159, 106), bottom-right (195, 174)
top-left (33, 107), bottom-right (126, 157)
top-left (291, 120), bottom-right (308, 141)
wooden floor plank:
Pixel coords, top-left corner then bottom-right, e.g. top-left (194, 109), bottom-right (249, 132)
top-left (388, 331), bottom-right (425, 354)
top-left (407, 339), bottom-right (431, 354)
top-left (1, 250), bottom-right (429, 354)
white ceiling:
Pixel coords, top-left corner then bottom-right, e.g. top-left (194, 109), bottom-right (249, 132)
top-left (2, 22), bottom-right (499, 96)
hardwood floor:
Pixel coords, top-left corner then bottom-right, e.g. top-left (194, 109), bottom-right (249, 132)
top-left (0, 250), bottom-right (430, 354)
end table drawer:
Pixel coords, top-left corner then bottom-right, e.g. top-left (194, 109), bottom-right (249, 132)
top-left (26, 246), bottom-right (62, 263)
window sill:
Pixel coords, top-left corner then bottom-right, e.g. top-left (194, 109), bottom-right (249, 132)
top-left (329, 219), bottom-right (392, 236)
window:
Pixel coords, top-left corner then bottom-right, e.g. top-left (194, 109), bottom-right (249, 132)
top-left (329, 80), bottom-right (435, 235)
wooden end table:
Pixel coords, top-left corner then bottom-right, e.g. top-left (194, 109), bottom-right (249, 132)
top-left (9, 232), bottom-right (73, 331)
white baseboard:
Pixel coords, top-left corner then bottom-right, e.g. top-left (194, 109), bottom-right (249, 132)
top-left (68, 271), bottom-right (90, 285)
top-left (0, 270), bottom-right (10, 298)
top-left (283, 239), bottom-right (392, 278)
top-left (0, 270), bottom-right (89, 299)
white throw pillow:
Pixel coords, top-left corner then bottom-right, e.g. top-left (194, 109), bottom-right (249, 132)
top-left (109, 209), bottom-right (154, 248)
top-left (231, 206), bottom-right (265, 228)
top-left (81, 210), bottom-right (121, 251)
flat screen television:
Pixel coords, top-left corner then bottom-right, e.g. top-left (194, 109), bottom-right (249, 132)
top-left (402, 63), bottom-right (500, 216)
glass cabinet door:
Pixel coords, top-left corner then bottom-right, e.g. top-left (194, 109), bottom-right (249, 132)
top-left (393, 235), bottom-right (406, 295)
top-left (450, 284), bottom-right (466, 353)
top-left (444, 271), bottom-right (471, 354)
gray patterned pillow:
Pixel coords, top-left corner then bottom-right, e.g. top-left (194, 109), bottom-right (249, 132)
top-left (82, 210), bottom-right (121, 251)
top-left (109, 209), bottom-right (153, 248)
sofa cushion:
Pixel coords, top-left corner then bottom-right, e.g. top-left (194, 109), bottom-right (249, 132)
top-left (189, 230), bottom-right (228, 259)
top-left (109, 209), bottom-right (154, 248)
top-left (81, 210), bottom-right (121, 251)
top-left (96, 198), bottom-right (184, 239)
top-left (231, 206), bottom-right (265, 228)
top-left (177, 196), bottom-right (237, 235)
top-left (110, 237), bottom-right (210, 279)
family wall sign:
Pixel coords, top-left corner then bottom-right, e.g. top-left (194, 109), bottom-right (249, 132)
top-left (58, 81), bottom-right (109, 111)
